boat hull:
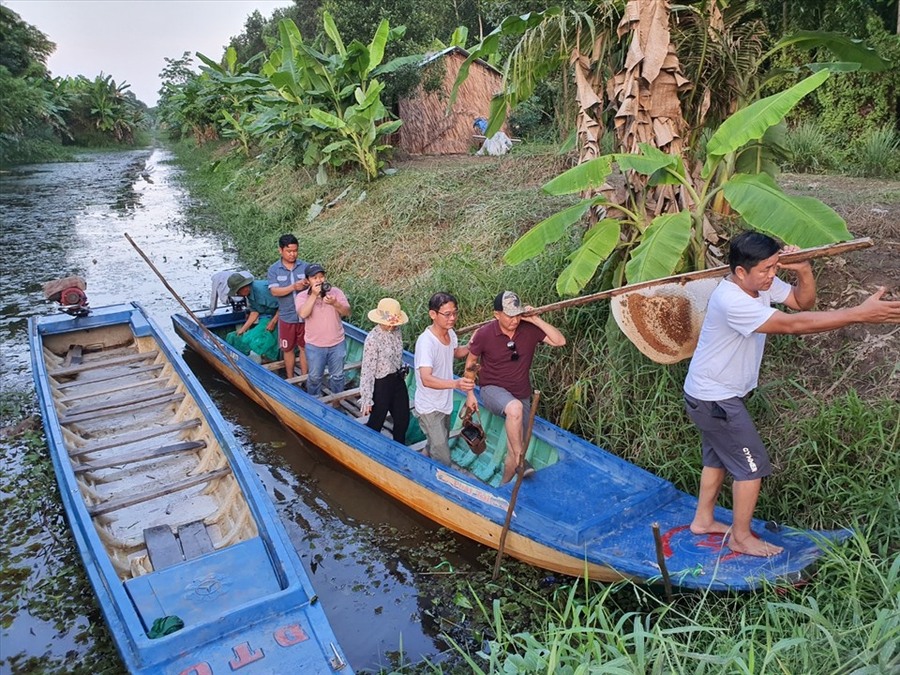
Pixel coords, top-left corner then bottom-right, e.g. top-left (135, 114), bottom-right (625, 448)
top-left (30, 304), bottom-right (350, 674)
top-left (174, 310), bottom-right (850, 591)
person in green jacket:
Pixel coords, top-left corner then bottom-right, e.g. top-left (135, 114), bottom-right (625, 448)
top-left (225, 272), bottom-right (281, 362)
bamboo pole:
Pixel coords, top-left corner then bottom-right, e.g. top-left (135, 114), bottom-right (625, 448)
top-left (492, 389), bottom-right (541, 581)
top-left (457, 238), bottom-right (873, 336)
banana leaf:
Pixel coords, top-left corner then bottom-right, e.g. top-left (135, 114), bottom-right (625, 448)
top-left (504, 199), bottom-right (595, 264)
top-left (556, 219), bottom-right (621, 296)
top-left (624, 211), bottom-right (692, 283)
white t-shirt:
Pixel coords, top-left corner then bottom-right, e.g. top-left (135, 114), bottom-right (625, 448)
top-left (414, 327), bottom-right (458, 414)
top-left (684, 276), bottom-right (792, 401)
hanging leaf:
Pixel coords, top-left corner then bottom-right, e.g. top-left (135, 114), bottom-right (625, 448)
top-left (504, 199), bottom-right (595, 264)
top-left (624, 211), bottom-right (692, 283)
top-left (542, 156), bottom-right (613, 196)
top-left (771, 31), bottom-right (888, 72)
top-left (722, 173), bottom-right (851, 247)
top-left (702, 70), bottom-right (830, 179)
top-left (556, 219), bottom-right (621, 296)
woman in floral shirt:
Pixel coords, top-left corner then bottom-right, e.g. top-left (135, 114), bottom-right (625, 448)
top-left (360, 298), bottom-right (410, 443)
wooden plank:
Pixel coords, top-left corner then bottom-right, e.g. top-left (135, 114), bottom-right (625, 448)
top-left (286, 360), bottom-right (362, 385)
top-left (178, 521), bottom-right (214, 560)
top-left (63, 345), bottom-right (83, 367)
top-left (63, 387), bottom-right (177, 417)
top-left (70, 419), bottom-right (202, 457)
top-left (88, 467), bottom-right (232, 517)
top-left (319, 387), bottom-right (361, 404)
top-left (73, 440), bottom-right (207, 473)
top-left (263, 360), bottom-right (285, 371)
top-left (60, 393), bottom-right (185, 425)
top-left (51, 350), bottom-right (159, 378)
top-left (55, 364), bottom-right (164, 390)
top-left (60, 377), bottom-right (168, 404)
top-left (143, 525), bottom-right (184, 569)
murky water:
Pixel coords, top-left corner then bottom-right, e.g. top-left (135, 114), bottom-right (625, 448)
top-left (0, 149), bottom-right (479, 673)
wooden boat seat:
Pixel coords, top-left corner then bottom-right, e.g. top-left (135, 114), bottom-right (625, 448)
top-left (319, 387), bottom-right (361, 404)
top-left (60, 376), bottom-right (171, 405)
top-left (88, 466), bottom-right (231, 517)
top-left (286, 360), bottom-right (362, 385)
top-left (69, 419), bottom-right (203, 457)
top-left (143, 520), bottom-right (215, 570)
top-left (63, 345), bottom-right (83, 367)
top-left (55, 364), bottom-right (165, 391)
top-left (60, 393), bottom-right (185, 425)
top-left (62, 386), bottom-right (178, 417)
top-left (51, 350), bottom-right (160, 378)
top-left (74, 440), bottom-right (207, 474)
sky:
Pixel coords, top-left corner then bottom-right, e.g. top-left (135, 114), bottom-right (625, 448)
top-left (4, 0), bottom-right (294, 106)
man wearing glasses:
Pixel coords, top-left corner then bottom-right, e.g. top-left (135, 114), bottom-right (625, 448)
top-left (464, 291), bottom-right (566, 484)
top-left (413, 292), bottom-right (475, 466)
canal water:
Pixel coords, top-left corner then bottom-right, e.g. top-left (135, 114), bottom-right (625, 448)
top-left (0, 148), bottom-right (480, 673)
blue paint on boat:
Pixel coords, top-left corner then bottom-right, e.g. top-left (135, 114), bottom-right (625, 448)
top-left (30, 303), bottom-right (351, 674)
top-left (173, 310), bottom-right (851, 592)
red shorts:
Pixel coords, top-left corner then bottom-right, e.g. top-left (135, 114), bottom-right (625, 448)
top-left (278, 321), bottom-right (306, 351)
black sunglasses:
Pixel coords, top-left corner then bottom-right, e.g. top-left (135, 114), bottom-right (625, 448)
top-left (506, 340), bottom-right (519, 361)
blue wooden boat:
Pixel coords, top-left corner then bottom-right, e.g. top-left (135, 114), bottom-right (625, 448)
top-left (30, 303), bottom-right (352, 674)
top-left (173, 309), bottom-right (848, 592)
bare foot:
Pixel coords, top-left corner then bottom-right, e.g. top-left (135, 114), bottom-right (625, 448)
top-left (690, 519), bottom-right (731, 536)
top-left (726, 534), bottom-right (783, 557)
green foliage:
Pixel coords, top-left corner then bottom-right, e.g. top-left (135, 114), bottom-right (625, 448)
top-left (782, 121), bottom-right (836, 173)
top-left (851, 126), bottom-right (900, 178)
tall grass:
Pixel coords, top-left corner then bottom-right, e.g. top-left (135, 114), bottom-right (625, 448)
top-left (851, 127), bottom-right (900, 178)
top-left (783, 122), bottom-right (836, 174)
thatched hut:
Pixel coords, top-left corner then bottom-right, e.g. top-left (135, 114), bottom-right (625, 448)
top-left (397, 47), bottom-right (503, 155)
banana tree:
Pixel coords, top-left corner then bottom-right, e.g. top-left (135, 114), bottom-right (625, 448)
top-left (506, 70), bottom-right (852, 295)
top-left (263, 13), bottom-right (420, 180)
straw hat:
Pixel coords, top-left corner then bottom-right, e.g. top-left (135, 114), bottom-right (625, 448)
top-left (368, 298), bottom-right (408, 326)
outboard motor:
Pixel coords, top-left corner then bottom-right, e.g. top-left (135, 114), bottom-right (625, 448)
top-left (43, 276), bottom-right (90, 317)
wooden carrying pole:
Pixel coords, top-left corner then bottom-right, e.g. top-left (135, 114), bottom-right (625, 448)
top-left (492, 389), bottom-right (541, 580)
top-left (125, 233), bottom-right (302, 437)
top-left (457, 238), bottom-right (872, 336)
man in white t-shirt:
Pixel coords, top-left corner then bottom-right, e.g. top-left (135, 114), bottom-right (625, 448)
top-left (414, 292), bottom-right (474, 465)
top-left (684, 231), bottom-right (900, 557)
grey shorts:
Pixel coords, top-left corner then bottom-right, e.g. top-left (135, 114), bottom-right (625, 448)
top-left (683, 394), bottom-right (771, 481)
top-left (481, 385), bottom-right (530, 426)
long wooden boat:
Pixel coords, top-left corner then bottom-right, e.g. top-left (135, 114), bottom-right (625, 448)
top-left (29, 303), bottom-right (351, 674)
top-left (173, 309), bottom-right (848, 592)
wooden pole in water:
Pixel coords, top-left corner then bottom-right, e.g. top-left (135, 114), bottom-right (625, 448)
top-left (456, 238), bottom-right (873, 336)
top-left (651, 522), bottom-right (673, 602)
top-left (125, 233), bottom-right (304, 439)
top-left (492, 389), bottom-right (541, 581)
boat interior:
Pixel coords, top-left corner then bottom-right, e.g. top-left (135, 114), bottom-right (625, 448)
top-left (41, 325), bottom-right (259, 581)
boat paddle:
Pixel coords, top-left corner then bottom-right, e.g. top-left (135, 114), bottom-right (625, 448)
top-left (125, 233), bottom-right (311, 446)
top-left (492, 389), bottom-right (541, 581)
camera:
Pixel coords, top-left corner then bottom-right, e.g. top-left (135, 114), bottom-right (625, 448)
top-left (319, 281), bottom-right (332, 296)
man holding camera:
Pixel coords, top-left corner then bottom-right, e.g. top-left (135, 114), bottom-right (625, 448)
top-left (296, 263), bottom-right (351, 397)
top-left (464, 291), bottom-right (566, 484)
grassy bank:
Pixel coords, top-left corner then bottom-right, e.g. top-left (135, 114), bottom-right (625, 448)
top-left (171, 140), bottom-right (899, 673)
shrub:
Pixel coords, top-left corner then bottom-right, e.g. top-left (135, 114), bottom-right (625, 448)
top-left (850, 126), bottom-right (900, 178)
top-left (783, 122), bottom-right (835, 173)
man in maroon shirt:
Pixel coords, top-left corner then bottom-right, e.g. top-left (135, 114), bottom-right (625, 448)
top-left (465, 291), bottom-right (566, 484)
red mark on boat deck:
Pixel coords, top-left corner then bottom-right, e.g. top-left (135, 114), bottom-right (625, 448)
top-left (274, 624), bottom-right (309, 647)
top-left (228, 642), bottom-right (265, 669)
top-left (660, 524), bottom-right (741, 561)
top-left (179, 664), bottom-right (212, 675)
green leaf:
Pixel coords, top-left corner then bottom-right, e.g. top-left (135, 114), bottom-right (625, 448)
top-left (323, 12), bottom-right (346, 56)
top-left (542, 156), bottom-right (613, 196)
top-left (624, 211), bottom-right (692, 283)
top-left (556, 219), bottom-right (621, 296)
top-left (376, 119), bottom-right (403, 135)
top-left (367, 20), bottom-right (390, 75)
top-left (615, 144), bottom-right (676, 176)
top-left (703, 70), bottom-right (829, 179)
top-left (308, 108), bottom-right (346, 130)
top-left (771, 31), bottom-right (888, 72)
top-left (503, 199), bottom-right (594, 265)
top-left (722, 173), bottom-right (851, 247)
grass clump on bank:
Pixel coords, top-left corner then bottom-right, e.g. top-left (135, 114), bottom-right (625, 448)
top-left (170, 140), bottom-right (900, 674)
